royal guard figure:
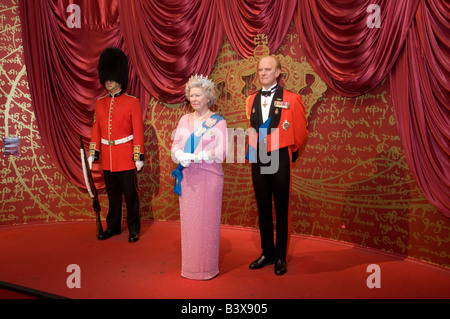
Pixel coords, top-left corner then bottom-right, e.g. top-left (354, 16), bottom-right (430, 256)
top-left (88, 47), bottom-right (145, 243)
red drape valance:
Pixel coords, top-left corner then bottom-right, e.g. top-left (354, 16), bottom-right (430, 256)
top-left (295, 0), bottom-right (419, 96)
top-left (217, 0), bottom-right (297, 58)
top-left (119, 0), bottom-right (224, 104)
top-left (18, 0), bottom-right (449, 216)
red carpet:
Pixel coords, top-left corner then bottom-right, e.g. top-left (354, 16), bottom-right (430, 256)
top-left (0, 221), bottom-right (449, 300)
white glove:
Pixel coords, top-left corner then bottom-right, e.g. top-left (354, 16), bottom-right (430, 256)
top-left (196, 150), bottom-right (209, 161)
top-left (87, 156), bottom-right (94, 170)
top-left (180, 153), bottom-right (195, 162)
top-left (175, 150), bottom-right (193, 167)
top-left (180, 159), bottom-right (190, 168)
top-left (135, 160), bottom-right (144, 171)
top-left (174, 150), bottom-right (184, 162)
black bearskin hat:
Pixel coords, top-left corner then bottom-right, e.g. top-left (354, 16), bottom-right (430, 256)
top-left (98, 47), bottom-right (129, 91)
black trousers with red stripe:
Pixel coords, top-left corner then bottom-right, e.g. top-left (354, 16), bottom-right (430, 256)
top-left (251, 146), bottom-right (291, 260)
top-left (103, 169), bottom-right (140, 235)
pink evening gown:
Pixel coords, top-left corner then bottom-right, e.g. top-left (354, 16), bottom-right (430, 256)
top-left (171, 113), bottom-right (228, 280)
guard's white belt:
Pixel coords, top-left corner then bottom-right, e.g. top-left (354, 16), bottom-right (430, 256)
top-left (101, 135), bottom-right (134, 146)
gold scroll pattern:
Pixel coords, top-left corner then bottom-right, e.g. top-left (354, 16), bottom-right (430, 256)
top-left (1, 1), bottom-right (449, 268)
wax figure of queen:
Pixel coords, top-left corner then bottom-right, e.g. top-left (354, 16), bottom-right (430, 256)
top-left (88, 47), bottom-right (145, 243)
top-left (171, 75), bottom-right (228, 280)
top-left (246, 55), bottom-right (308, 275)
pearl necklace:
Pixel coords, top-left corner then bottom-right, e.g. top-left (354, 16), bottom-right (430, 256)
top-left (194, 110), bottom-right (210, 122)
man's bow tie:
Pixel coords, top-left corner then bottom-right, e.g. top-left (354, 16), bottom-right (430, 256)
top-left (261, 85), bottom-right (278, 97)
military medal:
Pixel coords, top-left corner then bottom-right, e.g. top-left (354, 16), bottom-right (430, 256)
top-left (282, 120), bottom-right (290, 131)
top-left (275, 101), bottom-right (290, 109)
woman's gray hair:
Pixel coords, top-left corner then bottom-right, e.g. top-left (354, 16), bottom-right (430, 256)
top-left (185, 74), bottom-right (216, 107)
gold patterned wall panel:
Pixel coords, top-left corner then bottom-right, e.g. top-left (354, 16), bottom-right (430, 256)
top-left (1, 2), bottom-right (449, 268)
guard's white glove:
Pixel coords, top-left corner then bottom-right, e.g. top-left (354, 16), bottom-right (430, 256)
top-left (135, 160), bottom-right (144, 171)
top-left (196, 150), bottom-right (209, 162)
top-left (87, 156), bottom-right (94, 170)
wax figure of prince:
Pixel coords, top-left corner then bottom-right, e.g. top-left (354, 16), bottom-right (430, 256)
top-left (246, 55), bottom-right (308, 275)
top-left (88, 47), bottom-right (145, 243)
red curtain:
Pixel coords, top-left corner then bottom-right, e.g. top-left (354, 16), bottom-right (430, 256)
top-left (390, 0), bottom-right (450, 215)
top-left (19, 0), bottom-right (449, 216)
top-left (217, 0), bottom-right (297, 58)
top-left (19, 0), bottom-right (122, 187)
top-left (119, 0), bottom-right (224, 104)
top-left (293, 0), bottom-right (449, 216)
top-left (294, 0), bottom-right (419, 96)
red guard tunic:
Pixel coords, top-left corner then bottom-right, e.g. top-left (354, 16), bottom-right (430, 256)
top-left (90, 92), bottom-right (144, 171)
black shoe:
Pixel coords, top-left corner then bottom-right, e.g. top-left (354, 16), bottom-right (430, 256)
top-left (98, 229), bottom-right (121, 240)
top-left (128, 233), bottom-right (140, 243)
top-left (274, 258), bottom-right (287, 276)
top-left (249, 255), bottom-right (274, 269)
